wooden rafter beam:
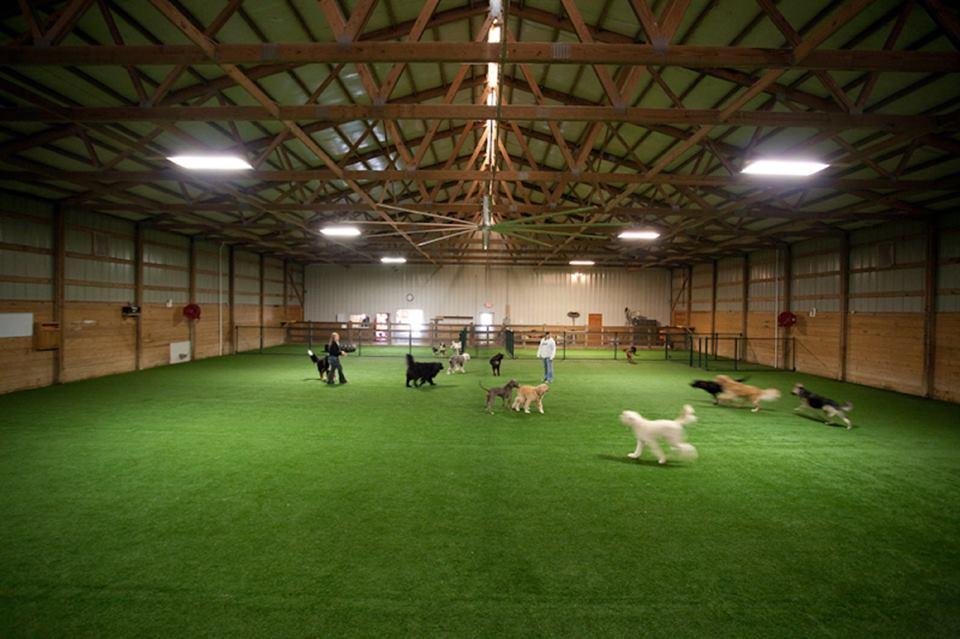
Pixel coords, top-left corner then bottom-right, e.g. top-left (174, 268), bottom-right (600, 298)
top-left (1, 43), bottom-right (957, 71)
top-left (15, 168), bottom-right (952, 191)
top-left (2, 104), bottom-right (954, 130)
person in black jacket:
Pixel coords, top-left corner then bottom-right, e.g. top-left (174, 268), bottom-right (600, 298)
top-left (325, 332), bottom-right (348, 385)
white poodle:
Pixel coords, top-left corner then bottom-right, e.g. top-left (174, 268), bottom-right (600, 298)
top-left (619, 405), bottom-right (698, 465)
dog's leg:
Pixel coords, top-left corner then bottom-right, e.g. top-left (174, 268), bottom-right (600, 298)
top-left (537, 398), bottom-right (544, 414)
top-left (523, 397), bottom-right (532, 414)
top-left (647, 439), bottom-right (667, 464)
top-left (628, 439), bottom-right (643, 459)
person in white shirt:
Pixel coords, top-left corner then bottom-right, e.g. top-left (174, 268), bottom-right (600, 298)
top-left (537, 331), bottom-right (557, 383)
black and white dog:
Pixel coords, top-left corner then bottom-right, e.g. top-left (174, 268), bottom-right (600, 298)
top-left (690, 377), bottom-right (747, 404)
top-left (792, 383), bottom-right (853, 429)
top-left (489, 352), bottom-right (504, 376)
top-left (406, 353), bottom-right (444, 388)
top-left (432, 343), bottom-right (447, 357)
top-left (307, 349), bottom-right (329, 378)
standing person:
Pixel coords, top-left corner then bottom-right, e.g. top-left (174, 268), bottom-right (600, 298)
top-left (537, 331), bottom-right (557, 383)
top-left (326, 332), bottom-right (348, 385)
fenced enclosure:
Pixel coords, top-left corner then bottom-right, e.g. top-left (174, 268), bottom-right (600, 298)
top-left (233, 321), bottom-right (682, 362)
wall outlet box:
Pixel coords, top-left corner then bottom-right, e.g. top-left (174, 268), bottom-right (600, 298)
top-left (809, 307), bottom-right (817, 317)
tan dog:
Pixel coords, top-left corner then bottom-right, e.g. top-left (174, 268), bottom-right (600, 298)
top-left (512, 383), bottom-right (550, 414)
top-left (715, 375), bottom-right (781, 412)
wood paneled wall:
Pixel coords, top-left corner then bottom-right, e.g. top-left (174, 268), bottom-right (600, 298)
top-left (672, 216), bottom-right (960, 403)
top-left (0, 197), bottom-right (305, 395)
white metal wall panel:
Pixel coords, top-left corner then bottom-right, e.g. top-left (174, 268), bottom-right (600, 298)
top-left (715, 257), bottom-right (743, 312)
top-left (0, 214), bottom-right (50, 248)
top-left (791, 238), bottom-right (840, 313)
top-left (938, 227), bottom-right (960, 312)
top-left (850, 223), bottom-right (924, 313)
top-left (305, 265), bottom-right (671, 325)
top-left (748, 249), bottom-right (781, 312)
top-left (690, 263), bottom-right (712, 312)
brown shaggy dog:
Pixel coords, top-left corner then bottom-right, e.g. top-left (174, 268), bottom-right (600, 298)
top-left (714, 375), bottom-right (781, 413)
top-left (512, 383), bottom-right (550, 414)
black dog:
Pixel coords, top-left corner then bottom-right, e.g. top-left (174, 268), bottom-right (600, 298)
top-left (406, 353), bottom-right (444, 388)
top-left (307, 349), bottom-right (329, 378)
top-left (489, 352), bottom-right (504, 376)
top-left (690, 377), bottom-right (747, 404)
top-left (792, 383), bottom-right (853, 429)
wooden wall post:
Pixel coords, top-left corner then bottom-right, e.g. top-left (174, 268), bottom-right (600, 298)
top-left (741, 253), bottom-right (749, 339)
top-left (710, 259), bottom-right (718, 336)
top-left (686, 265), bottom-right (693, 327)
top-left (259, 253), bottom-right (265, 351)
top-left (54, 206), bottom-right (65, 383)
top-left (923, 219), bottom-right (939, 397)
top-left (134, 222), bottom-right (143, 370)
top-left (839, 232), bottom-right (850, 381)
top-left (282, 258), bottom-right (288, 322)
top-left (781, 244), bottom-right (792, 369)
top-left (189, 236), bottom-right (197, 362)
top-left (228, 246), bottom-right (235, 354)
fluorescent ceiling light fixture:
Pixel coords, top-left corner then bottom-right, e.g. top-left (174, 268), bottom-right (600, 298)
top-left (168, 155), bottom-right (252, 170)
top-left (741, 159), bottom-right (829, 176)
top-left (380, 256), bottom-right (406, 264)
top-left (618, 230), bottom-right (661, 240)
top-left (321, 225), bottom-right (361, 237)
top-left (569, 260), bottom-right (595, 266)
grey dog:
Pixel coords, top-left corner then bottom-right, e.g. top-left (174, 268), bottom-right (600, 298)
top-left (480, 379), bottom-right (519, 414)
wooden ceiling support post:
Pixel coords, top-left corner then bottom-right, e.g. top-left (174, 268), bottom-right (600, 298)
top-left (686, 265), bottom-right (693, 328)
top-left (228, 246), bottom-right (235, 355)
top-left (922, 218), bottom-right (939, 398)
top-left (839, 232), bottom-right (850, 381)
top-left (53, 205), bottom-right (65, 384)
top-left (259, 253), bottom-right (265, 352)
top-left (189, 235), bottom-right (197, 362)
top-left (134, 221), bottom-right (143, 371)
top-left (282, 259), bottom-right (289, 323)
top-left (741, 253), bottom-right (749, 340)
top-left (781, 243), bottom-right (792, 371)
top-left (710, 259), bottom-right (718, 337)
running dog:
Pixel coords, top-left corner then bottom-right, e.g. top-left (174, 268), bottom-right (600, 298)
top-left (489, 352), bottom-right (504, 376)
top-left (432, 343), bottom-right (447, 357)
top-left (619, 405), bottom-right (698, 465)
top-left (715, 375), bottom-right (781, 412)
top-left (690, 377), bottom-right (748, 405)
top-left (512, 383), bottom-right (550, 414)
top-left (447, 352), bottom-right (471, 374)
top-left (480, 379), bottom-right (519, 414)
top-left (307, 349), bottom-right (329, 378)
top-left (406, 354), bottom-right (444, 388)
top-left (792, 383), bottom-right (853, 429)
top-left (624, 345), bottom-right (638, 364)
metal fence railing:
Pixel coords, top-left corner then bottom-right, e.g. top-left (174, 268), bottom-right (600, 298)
top-left (233, 324), bottom-right (678, 362)
top-left (232, 324), bottom-right (796, 371)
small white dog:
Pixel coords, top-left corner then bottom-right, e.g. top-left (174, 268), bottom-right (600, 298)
top-left (447, 352), bottom-right (471, 374)
top-left (619, 405), bottom-right (698, 465)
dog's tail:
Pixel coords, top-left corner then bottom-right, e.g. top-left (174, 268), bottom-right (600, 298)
top-left (405, 353), bottom-right (414, 366)
top-left (840, 401), bottom-right (854, 412)
top-left (478, 381), bottom-right (490, 392)
top-left (759, 388), bottom-right (781, 402)
top-left (673, 442), bottom-right (698, 461)
top-left (675, 404), bottom-right (697, 426)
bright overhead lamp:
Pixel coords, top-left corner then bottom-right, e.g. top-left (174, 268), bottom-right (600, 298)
top-left (168, 155), bottom-right (252, 170)
top-left (381, 256), bottom-right (406, 264)
top-left (321, 225), bottom-right (361, 237)
top-left (741, 159), bottom-right (829, 176)
top-left (569, 260), bottom-right (595, 266)
top-left (618, 230), bottom-right (661, 240)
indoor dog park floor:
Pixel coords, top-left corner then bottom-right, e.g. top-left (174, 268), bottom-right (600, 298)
top-left (1, 351), bottom-right (958, 637)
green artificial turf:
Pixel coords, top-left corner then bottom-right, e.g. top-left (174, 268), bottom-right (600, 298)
top-left (1, 350), bottom-right (959, 638)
